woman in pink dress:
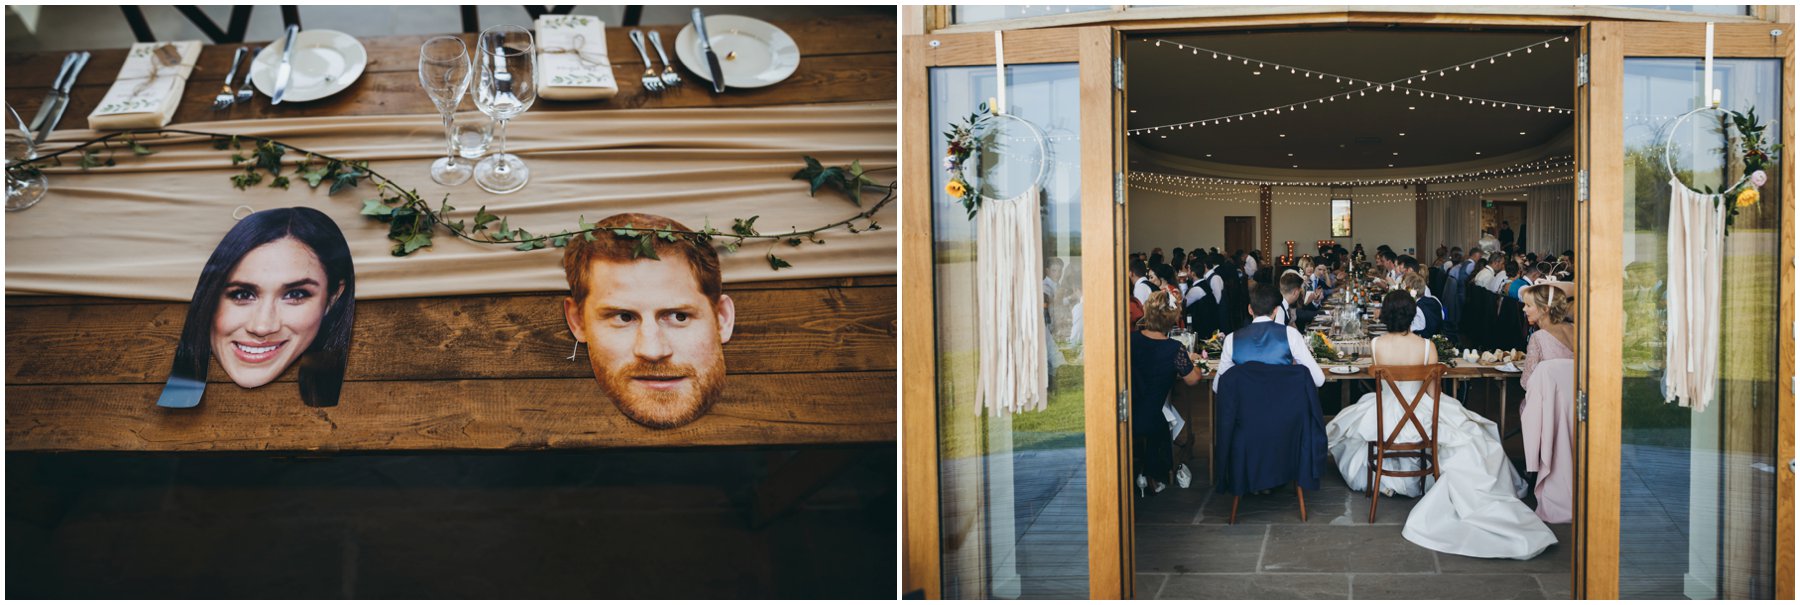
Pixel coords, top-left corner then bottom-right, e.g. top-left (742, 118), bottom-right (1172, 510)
top-left (1519, 280), bottom-right (1575, 523)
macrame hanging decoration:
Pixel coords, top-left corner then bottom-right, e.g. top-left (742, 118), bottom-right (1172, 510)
top-left (1660, 23), bottom-right (1742, 413)
top-left (976, 30), bottom-right (1053, 417)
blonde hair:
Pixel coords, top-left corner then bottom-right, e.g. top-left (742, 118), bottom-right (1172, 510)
top-left (1523, 285), bottom-right (1573, 324)
top-left (1399, 272), bottom-right (1427, 294)
top-left (1143, 289), bottom-right (1181, 333)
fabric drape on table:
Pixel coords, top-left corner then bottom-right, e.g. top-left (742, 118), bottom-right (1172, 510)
top-left (6, 102), bottom-right (896, 300)
top-left (1663, 178), bottom-right (1724, 412)
top-left (976, 188), bottom-right (1047, 416)
top-left (1523, 183), bottom-right (1574, 255)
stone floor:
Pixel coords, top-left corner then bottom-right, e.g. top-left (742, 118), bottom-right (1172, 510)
top-left (1134, 468), bottom-right (1574, 600)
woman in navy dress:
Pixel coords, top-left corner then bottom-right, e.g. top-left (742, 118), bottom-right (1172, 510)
top-left (1131, 290), bottom-right (1203, 495)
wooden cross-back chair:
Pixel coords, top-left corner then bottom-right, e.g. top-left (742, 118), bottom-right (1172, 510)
top-left (1366, 363), bottom-right (1447, 523)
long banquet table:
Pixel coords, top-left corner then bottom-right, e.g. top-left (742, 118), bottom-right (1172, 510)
top-left (4, 15), bottom-right (898, 452)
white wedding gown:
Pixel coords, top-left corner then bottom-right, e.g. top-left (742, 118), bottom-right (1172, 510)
top-left (1325, 335), bottom-right (1557, 559)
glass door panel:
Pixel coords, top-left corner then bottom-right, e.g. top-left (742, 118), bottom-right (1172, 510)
top-left (931, 63), bottom-right (1088, 599)
top-left (1618, 57), bottom-right (1782, 599)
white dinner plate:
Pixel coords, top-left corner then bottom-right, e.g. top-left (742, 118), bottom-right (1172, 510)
top-left (250, 29), bottom-right (367, 103)
top-left (1495, 362), bottom-right (1522, 373)
top-left (1329, 365), bottom-right (1360, 375)
top-left (674, 15), bottom-right (800, 89)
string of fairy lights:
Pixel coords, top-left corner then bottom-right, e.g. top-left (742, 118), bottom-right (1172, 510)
top-left (1128, 34), bottom-right (1573, 135)
top-left (1130, 172), bottom-right (1573, 205)
top-left (1132, 154), bottom-right (1573, 188)
top-left (1131, 168), bottom-right (1573, 198)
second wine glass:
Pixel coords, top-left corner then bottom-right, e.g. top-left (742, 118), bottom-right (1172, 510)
top-left (473, 25), bottom-right (536, 195)
top-left (419, 36), bottom-right (473, 186)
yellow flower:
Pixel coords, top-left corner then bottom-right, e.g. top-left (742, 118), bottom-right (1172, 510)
top-left (945, 179), bottom-right (967, 198)
top-left (1735, 187), bottom-right (1759, 207)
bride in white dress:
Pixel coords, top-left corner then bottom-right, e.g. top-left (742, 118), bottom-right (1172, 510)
top-left (1326, 292), bottom-right (1557, 560)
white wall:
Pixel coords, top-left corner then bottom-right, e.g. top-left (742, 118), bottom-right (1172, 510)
top-left (1129, 185), bottom-right (1419, 259)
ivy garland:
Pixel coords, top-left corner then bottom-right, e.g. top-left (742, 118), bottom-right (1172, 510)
top-left (4, 129), bottom-right (893, 268)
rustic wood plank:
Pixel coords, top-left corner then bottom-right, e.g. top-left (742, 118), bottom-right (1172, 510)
top-left (1777, 20), bottom-right (1795, 601)
top-left (4, 275), bottom-right (898, 306)
top-left (1619, 22), bottom-right (1790, 57)
top-left (3, 16), bottom-right (896, 86)
top-left (8, 285), bottom-right (894, 385)
top-left (6, 52), bottom-right (895, 132)
top-left (6, 371), bottom-right (895, 452)
top-left (1078, 26), bottom-right (1124, 600)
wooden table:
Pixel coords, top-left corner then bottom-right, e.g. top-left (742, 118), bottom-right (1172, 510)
top-left (4, 15), bottom-right (897, 453)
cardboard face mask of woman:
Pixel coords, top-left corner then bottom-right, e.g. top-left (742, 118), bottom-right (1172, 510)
top-left (157, 207), bottom-right (356, 408)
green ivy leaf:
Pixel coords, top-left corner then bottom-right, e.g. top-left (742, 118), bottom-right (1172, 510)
top-left (491, 218), bottom-right (513, 241)
top-left (632, 233), bottom-right (661, 260)
top-left (130, 141), bottom-right (156, 156)
top-left (613, 223), bottom-right (640, 238)
top-left (473, 206), bottom-right (500, 231)
top-left (298, 163), bottom-right (329, 187)
top-left (731, 216), bottom-right (760, 237)
top-left (551, 231), bottom-right (571, 248)
top-left (329, 167), bottom-right (365, 195)
top-left (361, 198), bottom-right (394, 216)
top-left (253, 141), bottom-right (286, 176)
top-left (767, 253), bottom-right (792, 271)
top-left (403, 232), bottom-right (433, 253)
top-left (269, 175), bottom-right (290, 189)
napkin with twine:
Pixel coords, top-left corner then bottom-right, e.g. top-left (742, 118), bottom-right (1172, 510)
top-left (89, 41), bottom-right (203, 130)
top-left (536, 15), bottom-right (618, 101)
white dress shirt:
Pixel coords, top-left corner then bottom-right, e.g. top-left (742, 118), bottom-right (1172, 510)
top-left (1133, 277), bottom-right (1153, 306)
top-left (1471, 266), bottom-right (1495, 290)
top-left (1184, 270), bottom-right (1222, 306)
top-left (1486, 271), bottom-right (1511, 293)
top-left (1213, 316), bottom-right (1326, 392)
top-left (1245, 255), bottom-right (1259, 276)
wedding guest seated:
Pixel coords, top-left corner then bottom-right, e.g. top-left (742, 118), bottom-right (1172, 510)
top-left (1213, 332), bottom-right (1329, 511)
top-left (1520, 280), bottom-right (1576, 523)
top-left (1402, 273), bottom-right (1444, 339)
top-left (1273, 272), bottom-right (1318, 328)
top-left (1326, 290), bottom-right (1556, 559)
top-left (1185, 253), bottom-right (1225, 337)
top-left (1133, 290), bottom-right (1204, 496)
top-left (1212, 284), bottom-right (1325, 393)
top-left (1506, 262), bottom-right (1542, 301)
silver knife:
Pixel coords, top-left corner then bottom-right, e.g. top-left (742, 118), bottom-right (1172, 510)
top-left (28, 53), bottom-right (78, 134)
top-left (271, 24), bottom-right (299, 104)
top-left (692, 8), bottom-right (725, 94)
top-left (37, 51), bottom-right (89, 145)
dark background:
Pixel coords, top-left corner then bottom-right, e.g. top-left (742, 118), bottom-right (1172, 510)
top-left (8, 445), bottom-right (894, 598)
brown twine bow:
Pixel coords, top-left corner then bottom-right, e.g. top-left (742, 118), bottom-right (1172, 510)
top-left (128, 43), bottom-right (186, 98)
top-left (540, 34), bottom-right (607, 67)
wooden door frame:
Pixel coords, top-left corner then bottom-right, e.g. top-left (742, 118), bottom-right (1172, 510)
top-left (900, 27), bottom-right (1126, 599)
top-left (1584, 21), bottom-right (1796, 600)
top-left (905, 14), bottom-right (1795, 601)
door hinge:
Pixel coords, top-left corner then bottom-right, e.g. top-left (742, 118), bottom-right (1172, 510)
top-left (1113, 56), bottom-right (1124, 91)
top-left (1576, 53), bottom-right (1588, 87)
top-left (1576, 169), bottom-right (1589, 202)
top-left (1576, 390), bottom-right (1588, 422)
top-left (1117, 388), bottom-right (1129, 423)
top-left (1115, 171), bottom-right (1125, 205)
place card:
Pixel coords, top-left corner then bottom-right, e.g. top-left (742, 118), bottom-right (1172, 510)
top-left (89, 40), bottom-right (202, 130)
top-left (536, 14), bottom-right (618, 101)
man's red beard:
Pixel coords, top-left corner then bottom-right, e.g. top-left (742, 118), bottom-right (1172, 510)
top-left (592, 351), bottom-right (726, 429)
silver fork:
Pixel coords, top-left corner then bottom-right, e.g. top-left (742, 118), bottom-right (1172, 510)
top-left (628, 30), bottom-right (663, 93)
top-left (648, 30), bottom-right (680, 89)
top-left (214, 47), bottom-right (248, 109)
top-left (234, 46), bottom-right (259, 104)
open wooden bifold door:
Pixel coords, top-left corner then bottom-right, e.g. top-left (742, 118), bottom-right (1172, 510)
top-left (1580, 21), bottom-right (1793, 600)
top-left (901, 26), bottom-right (1131, 600)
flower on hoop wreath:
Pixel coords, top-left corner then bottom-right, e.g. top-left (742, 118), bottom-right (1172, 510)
top-left (1710, 107), bottom-right (1785, 233)
top-left (943, 103), bottom-right (994, 219)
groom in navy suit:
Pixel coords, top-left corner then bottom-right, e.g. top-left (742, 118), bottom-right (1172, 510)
top-left (1213, 284), bottom-right (1325, 392)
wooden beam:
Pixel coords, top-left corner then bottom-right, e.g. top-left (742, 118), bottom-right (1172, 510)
top-left (915, 28), bottom-right (1083, 67)
top-left (898, 33), bottom-right (941, 600)
top-left (1259, 185), bottom-right (1273, 265)
top-left (1619, 22), bottom-right (1789, 56)
top-left (1581, 21), bottom-right (1624, 601)
top-left (6, 372), bottom-right (895, 452)
top-left (1079, 26), bottom-right (1125, 600)
top-left (7, 285), bottom-right (895, 385)
top-left (1777, 17), bottom-right (1796, 600)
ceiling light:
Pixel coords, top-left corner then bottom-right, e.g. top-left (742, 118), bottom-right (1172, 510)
top-left (1279, 134), bottom-right (1287, 138)
top-left (1205, 154), bottom-right (1213, 157)
top-left (1408, 106), bottom-right (1416, 110)
top-left (1388, 164), bottom-right (1395, 167)
top-left (1292, 165), bottom-right (1298, 168)
top-left (1160, 135), bottom-right (1167, 138)
top-left (1287, 153), bottom-right (1294, 156)
top-left (1519, 131), bottom-right (1527, 135)
top-left (1398, 133), bottom-right (1406, 136)
top-left (1419, 69), bottom-right (1427, 73)
top-left (1475, 152), bottom-right (1482, 155)
top-left (1253, 71), bottom-right (1262, 75)
top-left (1392, 152), bottom-right (1399, 155)
top-left (1130, 109), bottom-right (1137, 113)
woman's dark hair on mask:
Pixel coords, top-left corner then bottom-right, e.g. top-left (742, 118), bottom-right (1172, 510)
top-left (169, 207), bottom-right (356, 407)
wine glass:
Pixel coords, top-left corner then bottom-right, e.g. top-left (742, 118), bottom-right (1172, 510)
top-left (473, 25), bottom-right (536, 195)
top-left (5, 104), bottom-right (47, 212)
top-left (419, 36), bottom-right (473, 186)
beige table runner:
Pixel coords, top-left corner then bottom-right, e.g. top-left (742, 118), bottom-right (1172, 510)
top-left (6, 102), bottom-right (896, 301)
